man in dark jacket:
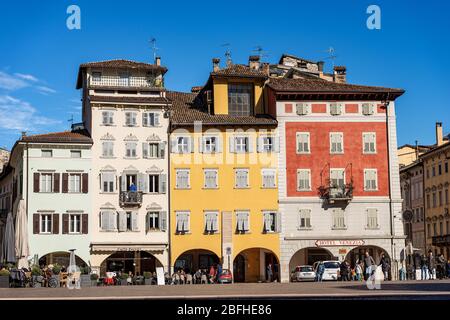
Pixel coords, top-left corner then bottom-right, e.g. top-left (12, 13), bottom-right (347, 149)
top-left (379, 253), bottom-right (390, 280)
top-left (428, 250), bottom-right (436, 280)
top-left (420, 254), bottom-right (428, 280)
top-left (364, 251), bottom-right (376, 280)
top-left (436, 254), bottom-right (446, 280)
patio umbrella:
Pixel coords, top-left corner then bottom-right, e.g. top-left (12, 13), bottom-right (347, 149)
top-left (3, 212), bottom-right (16, 264)
top-left (15, 200), bottom-right (29, 269)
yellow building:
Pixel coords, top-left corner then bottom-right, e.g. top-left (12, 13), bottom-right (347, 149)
top-left (167, 57), bottom-right (280, 282)
top-left (422, 123), bottom-right (450, 258)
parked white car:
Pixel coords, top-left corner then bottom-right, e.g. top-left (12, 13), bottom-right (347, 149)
top-left (290, 265), bottom-right (316, 282)
top-left (313, 261), bottom-right (340, 281)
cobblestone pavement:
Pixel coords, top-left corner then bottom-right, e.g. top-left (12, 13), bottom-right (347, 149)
top-left (1, 280), bottom-right (450, 300)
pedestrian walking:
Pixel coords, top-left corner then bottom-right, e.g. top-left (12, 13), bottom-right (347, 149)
top-left (216, 263), bottom-right (223, 283)
top-left (446, 259), bottom-right (450, 279)
top-left (420, 254), bottom-right (428, 280)
top-left (437, 253), bottom-right (445, 280)
top-left (316, 263), bottom-right (325, 282)
top-left (266, 263), bottom-right (273, 282)
top-left (428, 250), bottom-right (436, 280)
top-left (364, 251), bottom-right (376, 280)
top-left (355, 262), bottom-right (363, 281)
top-left (379, 253), bottom-right (390, 280)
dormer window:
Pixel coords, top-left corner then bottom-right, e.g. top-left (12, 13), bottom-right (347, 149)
top-left (228, 83), bottom-right (253, 116)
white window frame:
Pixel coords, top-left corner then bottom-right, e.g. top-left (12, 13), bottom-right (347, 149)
top-left (362, 103), bottom-right (375, 115)
top-left (148, 174), bottom-right (160, 193)
top-left (261, 169), bottom-right (276, 189)
top-left (296, 169), bottom-right (311, 191)
top-left (175, 169), bottom-right (190, 189)
top-left (69, 214), bottom-right (82, 234)
top-left (329, 103), bottom-right (343, 115)
top-left (102, 141), bottom-right (114, 158)
top-left (262, 211), bottom-right (277, 233)
top-left (147, 211), bottom-right (160, 230)
top-left (235, 136), bottom-right (249, 153)
top-left (176, 211), bottom-right (190, 233)
top-left (39, 173), bottom-right (53, 193)
top-left (102, 111), bottom-right (114, 126)
top-left (366, 208), bottom-right (379, 229)
top-left (295, 103), bottom-right (310, 115)
top-left (39, 214), bottom-right (52, 234)
top-left (332, 208), bottom-right (346, 230)
top-left (363, 132), bottom-right (377, 154)
top-left (298, 209), bottom-right (312, 229)
top-left (125, 111), bottom-right (137, 127)
top-left (176, 136), bottom-right (190, 154)
top-left (203, 169), bottom-right (218, 189)
top-left (330, 168), bottom-right (345, 188)
top-left (364, 169), bottom-right (378, 191)
top-left (202, 136), bottom-right (219, 154)
top-left (142, 112), bottom-right (159, 127)
top-left (204, 211), bottom-right (219, 234)
top-left (101, 171), bottom-right (115, 193)
top-left (329, 132), bottom-right (344, 154)
top-left (125, 142), bottom-right (137, 158)
top-left (259, 135), bottom-right (275, 152)
top-left (296, 132), bottom-right (310, 154)
top-left (236, 211), bottom-right (250, 233)
top-left (235, 169), bottom-right (249, 189)
top-left (68, 173), bottom-right (81, 193)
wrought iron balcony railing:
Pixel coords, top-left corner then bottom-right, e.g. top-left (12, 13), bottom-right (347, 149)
top-left (119, 191), bottom-right (143, 206)
top-left (318, 183), bottom-right (354, 203)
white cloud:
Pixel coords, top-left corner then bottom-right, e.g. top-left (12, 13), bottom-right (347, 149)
top-left (36, 85), bottom-right (57, 95)
top-left (14, 73), bottom-right (39, 82)
top-left (0, 71), bottom-right (29, 90)
top-left (0, 95), bottom-right (61, 131)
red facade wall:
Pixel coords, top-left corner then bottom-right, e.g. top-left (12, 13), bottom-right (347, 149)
top-left (285, 121), bottom-right (389, 197)
top-left (312, 103), bottom-right (327, 113)
top-left (345, 103), bottom-right (359, 113)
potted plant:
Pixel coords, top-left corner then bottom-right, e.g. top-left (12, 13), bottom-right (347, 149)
top-left (90, 273), bottom-right (99, 287)
top-left (31, 266), bottom-right (43, 287)
top-left (80, 266), bottom-right (91, 287)
top-left (120, 273), bottom-right (129, 286)
top-left (0, 269), bottom-right (10, 288)
top-left (143, 272), bottom-right (152, 285)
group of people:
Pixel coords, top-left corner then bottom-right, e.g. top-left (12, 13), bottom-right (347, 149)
top-left (415, 251), bottom-right (450, 280)
top-left (172, 264), bottom-right (223, 284)
top-left (315, 251), bottom-right (391, 282)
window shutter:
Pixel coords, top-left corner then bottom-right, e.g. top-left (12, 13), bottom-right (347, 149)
top-left (82, 214), bottom-right (88, 234)
top-left (33, 214), bottom-right (39, 234)
top-left (142, 143), bottom-right (149, 158)
top-left (132, 212), bottom-right (139, 231)
top-left (82, 173), bottom-right (88, 193)
top-left (257, 137), bottom-right (263, 153)
top-left (263, 212), bottom-right (270, 232)
top-left (189, 137), bottom-right (194, 153)
top-left (204, 212), bottom-right (209, 232)
top-left (53, 173), bottom-right (60, 193)
top-left (142, 113), bottom-right (148, 127)
top-left (52, 214), bottom-right (59, 234)
top-left (137, 173), bottom-right (145, 192)
top-left (62, 173), bottom-right (68, 193)
top-left (120, 174), bottom-right (126, 192)
top-left (159, 174), bottom-right (167, 194)
top-left (215, 136), bottom-right (222, 153)
top-left (198, 137), bottom-right (204, 153)
top-left (62, 214), bottom-right (69, 234)
top-left (243, 213), bottom-right (249, 231)
top-left (154, 113), bottom-right (160, 126)
top-left (229, 136), bottom-right (235, 153)
top-left (33, 173), bottom-right (40, 193)
top-left (158, 142), bottom-right (165, 159)
top-left (118, 211), bottom-right (127, 232)
top-left (247, 137), bottom-right (253, 153)
top-left (171, 138), bottom-right (178, 153)
top-left (145, 212), bottom-right (150, 234)
top-left (160, 211), bottom-right (167, 231)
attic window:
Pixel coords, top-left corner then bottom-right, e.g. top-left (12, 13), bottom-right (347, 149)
top-left (228, 83), bottom-right (253, 117)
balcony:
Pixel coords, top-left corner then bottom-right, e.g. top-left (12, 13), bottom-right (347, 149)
top-left (119, 191), bottom-right (143, 207)
top-left (89, 76), bottom-right (163, 88)
top-left (318, 183), bottom-right (354, 203)
top-left (432, 234), bottom-right (450, 246)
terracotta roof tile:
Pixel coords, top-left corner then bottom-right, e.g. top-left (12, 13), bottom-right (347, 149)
top-left (79, 59), bottom-right (167, 73)
top-left (268, 78), bottom-right (405, 95)
top-left (167, 91), bottom-right (277, 126)
top-left (211, 64), bottom-right (267, 79)
top-left (21, 130), bottom-right (92, 144)
top-left (90, 95), bottom-right (170, 104)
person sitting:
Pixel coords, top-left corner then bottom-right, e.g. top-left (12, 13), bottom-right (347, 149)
top-left (129, 182), bottom-right (137, 192)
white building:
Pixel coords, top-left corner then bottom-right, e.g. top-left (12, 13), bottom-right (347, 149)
top-left (4, 130), bottom-right (92, 266)
top-left (76, 58), bottom-right (171, 275)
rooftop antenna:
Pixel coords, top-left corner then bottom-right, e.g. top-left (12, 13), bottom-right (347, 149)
top-left (252, 45), bottom-right (269, 61)
top-left (221, 43), bottom-right (232, 66)
top-left (68, 114), bottom-right (74, 127)
top-left (149, 38), bottom-right (159, 61)
top-left (321, 47), bottom-right (338, 68)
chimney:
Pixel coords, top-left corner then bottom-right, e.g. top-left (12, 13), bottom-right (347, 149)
top-left (155, 56), bottom-right (161, 66)
top-left (248, 55), bottom-right (261, 70)
top-left (317, 61), bottom-right (324, 72)
top-left (212, 58), bottom-right (220, 72)
top-left (21, 131), bottom-right (27, 139)
top-left (333, 66), bottom-right (347, 83)
top-left (261, 62), bottom-right (270, 76)
top-left (436, 122), bottom-right (444, 146)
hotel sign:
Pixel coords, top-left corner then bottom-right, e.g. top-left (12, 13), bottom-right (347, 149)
top-left (315, 240), bottom-right (365, 247)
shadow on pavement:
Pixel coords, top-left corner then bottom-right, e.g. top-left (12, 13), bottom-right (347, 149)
top-left (337, 281), bottom-right (450, 292)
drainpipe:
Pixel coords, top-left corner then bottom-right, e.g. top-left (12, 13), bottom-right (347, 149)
top-left (166, 104), bottom-right (172, 274)
top-left (384, 94), bottom-right (397, 279)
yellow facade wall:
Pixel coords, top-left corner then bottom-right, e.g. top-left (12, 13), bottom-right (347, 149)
top-left (170, 129), bottom-right (279, 270)
top-left (212, 78), bottom-right (265, 115)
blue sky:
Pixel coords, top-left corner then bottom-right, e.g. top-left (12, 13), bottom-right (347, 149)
top-left (0, 0), bottom-right (449, 150)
